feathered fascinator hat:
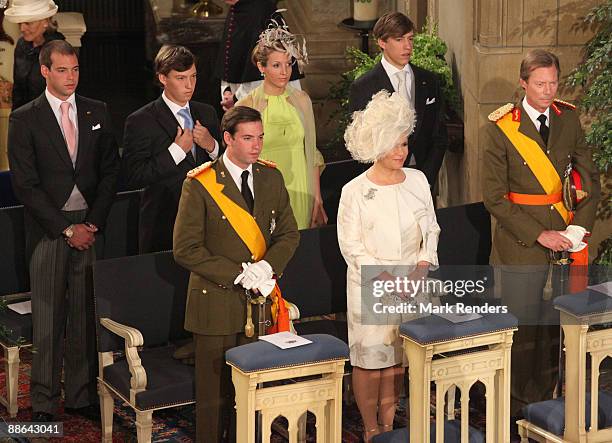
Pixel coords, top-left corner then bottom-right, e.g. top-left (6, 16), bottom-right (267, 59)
top-left (345, 91), bottom-right (417, 163)
top-left (256, 11), bottom-right (308, 73)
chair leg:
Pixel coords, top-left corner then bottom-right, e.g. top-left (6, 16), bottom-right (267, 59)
top-left (135, 410), bottom-right (153, 443)
top-left (4, 346), bottom-right (20, 418)
top-left (98, 381), bottom-right (114, 443)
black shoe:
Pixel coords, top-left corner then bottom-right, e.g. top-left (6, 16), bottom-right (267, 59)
top-left (64, 404), bottom-right (101, 422)
top-left (32, 411), bottom-right (55, 422)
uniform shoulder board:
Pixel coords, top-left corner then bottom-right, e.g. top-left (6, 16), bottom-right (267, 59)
top-left (488, 103), bottom-right (515, 122)
top-left (186, 161), bottom-right (212, 178)
top-left (553, 98), bottom-right (576, 110)
top-left (257, 158), bottom-right (277, 168)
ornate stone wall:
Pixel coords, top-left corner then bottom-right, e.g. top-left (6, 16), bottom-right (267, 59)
top-left (429, 0), bottom-right (599, 206)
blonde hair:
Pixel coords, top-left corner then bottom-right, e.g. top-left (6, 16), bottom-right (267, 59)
top-left (251, 15), bottom-right (307, 73)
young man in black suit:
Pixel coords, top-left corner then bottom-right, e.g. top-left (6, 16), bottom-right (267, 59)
top-left (122, 45), bottom-right (222, 253)
top-left (349, 12), bottom-right (448, 188)
top-left (8, 40), bottom-right (120, 421)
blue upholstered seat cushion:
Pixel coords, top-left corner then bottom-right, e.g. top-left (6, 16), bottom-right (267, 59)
top-left (103, 345), bottom-right (195, 410)
top-left (522, 390), bottom-right (612, 436)
top-left (399, 313), bottom-right (517, 345)
top-left (225, 334), bottom-right (349, 372)
top-left (372, 420), bottom-right (484, 442)
top-left (554, 288), bottom-right (612, 317)
top-left (0, 308), bottom-right (32, 344)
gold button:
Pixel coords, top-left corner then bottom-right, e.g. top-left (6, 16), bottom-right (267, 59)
top-left (271, 210), bottom-right (275, 214)
top-left (523, 161), bottom-right (527, 165)
top-left (202, 289), bottom-right (207, 294)
top-left (550, 205), bottom-right (554, 210)
top-left (253, 216), bottom-right (256, 220)
top-left (546, 150), bottom-right (550, 155)
top-left (251, 255), bottom-right (255, 260)
top-left (221, 215), bottom-right (226, 220)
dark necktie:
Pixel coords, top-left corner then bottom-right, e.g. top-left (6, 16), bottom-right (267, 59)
top-left (241, 170), bottom-right (254, 214)
top-left (537, 114), bottom-right (549, 145)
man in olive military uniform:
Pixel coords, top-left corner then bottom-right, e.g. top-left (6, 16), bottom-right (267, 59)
top-left (482, 50), bottom-right (600, 416)
top-left (173, 105), bottom-right (299, 442)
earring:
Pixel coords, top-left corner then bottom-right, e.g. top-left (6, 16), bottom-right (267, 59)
top-left (260, 71), bottom-right (264, 77)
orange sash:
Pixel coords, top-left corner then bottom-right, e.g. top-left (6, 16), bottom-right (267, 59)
top-left (194, 167), bottom-right (290, 333)
top-left (496, 113), bottom-right (588, 292)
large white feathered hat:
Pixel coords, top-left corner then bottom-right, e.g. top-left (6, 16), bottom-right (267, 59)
top-left (345, 91), bottom-right (417, 163)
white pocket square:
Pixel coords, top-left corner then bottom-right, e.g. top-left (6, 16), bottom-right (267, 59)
top-left (425, 97), bottom-right (436, 105)
top-left (92, 124), bottom-right (101, 131)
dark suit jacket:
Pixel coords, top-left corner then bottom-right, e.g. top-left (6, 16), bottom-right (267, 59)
top-left (122, 96), bottom-right (221, 253)
top-left (349, 62), bottom-right (448, 185)
top-left (173, 156), bottom-right (299, 335)
top-left (482, 101), bottom-right (600, 265)
top-left (8, 93), bottom-right (120, 258)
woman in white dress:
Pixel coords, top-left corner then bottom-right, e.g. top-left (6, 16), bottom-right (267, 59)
top-left (337, 91), bottom-right (441, 441)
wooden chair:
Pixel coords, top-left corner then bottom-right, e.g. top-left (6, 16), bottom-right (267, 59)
top-left (93, 251), bottom-right (193, 443)
top-left (517, 288), bottom-right (612, 442)
top-left (0, 293), bottom-right (32, 418)
top-left (226, 334), bottom-right (349, 442)
top-left (375, 313), bottom-right (518, 443)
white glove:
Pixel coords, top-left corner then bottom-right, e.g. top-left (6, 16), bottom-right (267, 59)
top-left (243, 260), bottom-right (273, 288)
top-left (560, 225), bottom-right (587, 252)
top-left (253, 278), bottom-right (276, 297)
top-left (234, 262), bottom-right (257, 289)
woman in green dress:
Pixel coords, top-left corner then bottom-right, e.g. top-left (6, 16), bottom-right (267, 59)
top-left (237, 20), bottom-right (327, 229)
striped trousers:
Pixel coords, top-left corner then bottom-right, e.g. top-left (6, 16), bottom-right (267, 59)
top-left (29, 210), bottom-right (99, 415)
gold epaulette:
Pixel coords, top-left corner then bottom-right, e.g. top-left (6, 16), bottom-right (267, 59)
top-left (256, 158), bottom-right (277, 168)
top-left (488, 103), bottom-right (515, 122)
top-left (553, 98), bottom-right (576, 110)
top-left (186, 161), bottom-right (212, 178)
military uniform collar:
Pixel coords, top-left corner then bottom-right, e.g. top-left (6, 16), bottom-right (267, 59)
top-left (522, 96), bottom-right (550, 130)
top-left (222, 151), bottom-right (253, 193)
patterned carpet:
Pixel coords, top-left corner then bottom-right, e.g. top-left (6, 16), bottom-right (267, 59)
top-left (1, 350), bottom-right (610, 442)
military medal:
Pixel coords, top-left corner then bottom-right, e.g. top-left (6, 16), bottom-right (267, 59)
top-left (269, 210), bottom-right (276, 234)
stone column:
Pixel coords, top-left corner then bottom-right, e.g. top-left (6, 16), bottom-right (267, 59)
top-left (430, 0), bottom-right (609, 256)
top-left (429, 0), bottom-right (599, 206)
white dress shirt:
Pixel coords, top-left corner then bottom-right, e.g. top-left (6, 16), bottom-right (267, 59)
top-left (162, 91), bottom-right (220, 165)
top-left (45, 88), bottom-right (88, 211)
top-left (223, 151), bottom-right (254, 197)
top-left (381, 56), bottom-right (417, 165)
top-left (381, 55), bottom-right (414, 105)
top-left (522, 96), bottom-right (550, 132)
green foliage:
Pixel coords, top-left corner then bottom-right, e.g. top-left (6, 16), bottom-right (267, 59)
top-left (410, 21), bottom-right (460, 112)
top-left (566, 1), bottom-right (612, 266)
top-left (326, 48), bottom-right (381, 148)
top-left (595, 237), bottom-right (612, 266)
top-left (325, 21), bottom-right (459, 149)
top-left (567, 0), bottom-right (612, 174)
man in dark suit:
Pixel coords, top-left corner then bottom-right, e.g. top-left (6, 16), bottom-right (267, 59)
top-left (349, 12), bottom-right (448, 187)
top-left (173, 106), bottom-right (299, 442)
top-left (122, 45), bottom-right (222, 253)
top-left (8, 40), bottom-right (119, 421)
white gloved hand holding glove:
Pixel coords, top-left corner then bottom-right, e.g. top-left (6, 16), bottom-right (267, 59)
top-left (233, 260), bottom-right (273, 290)
top-left (559, 225), bottom-right (587, 252)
